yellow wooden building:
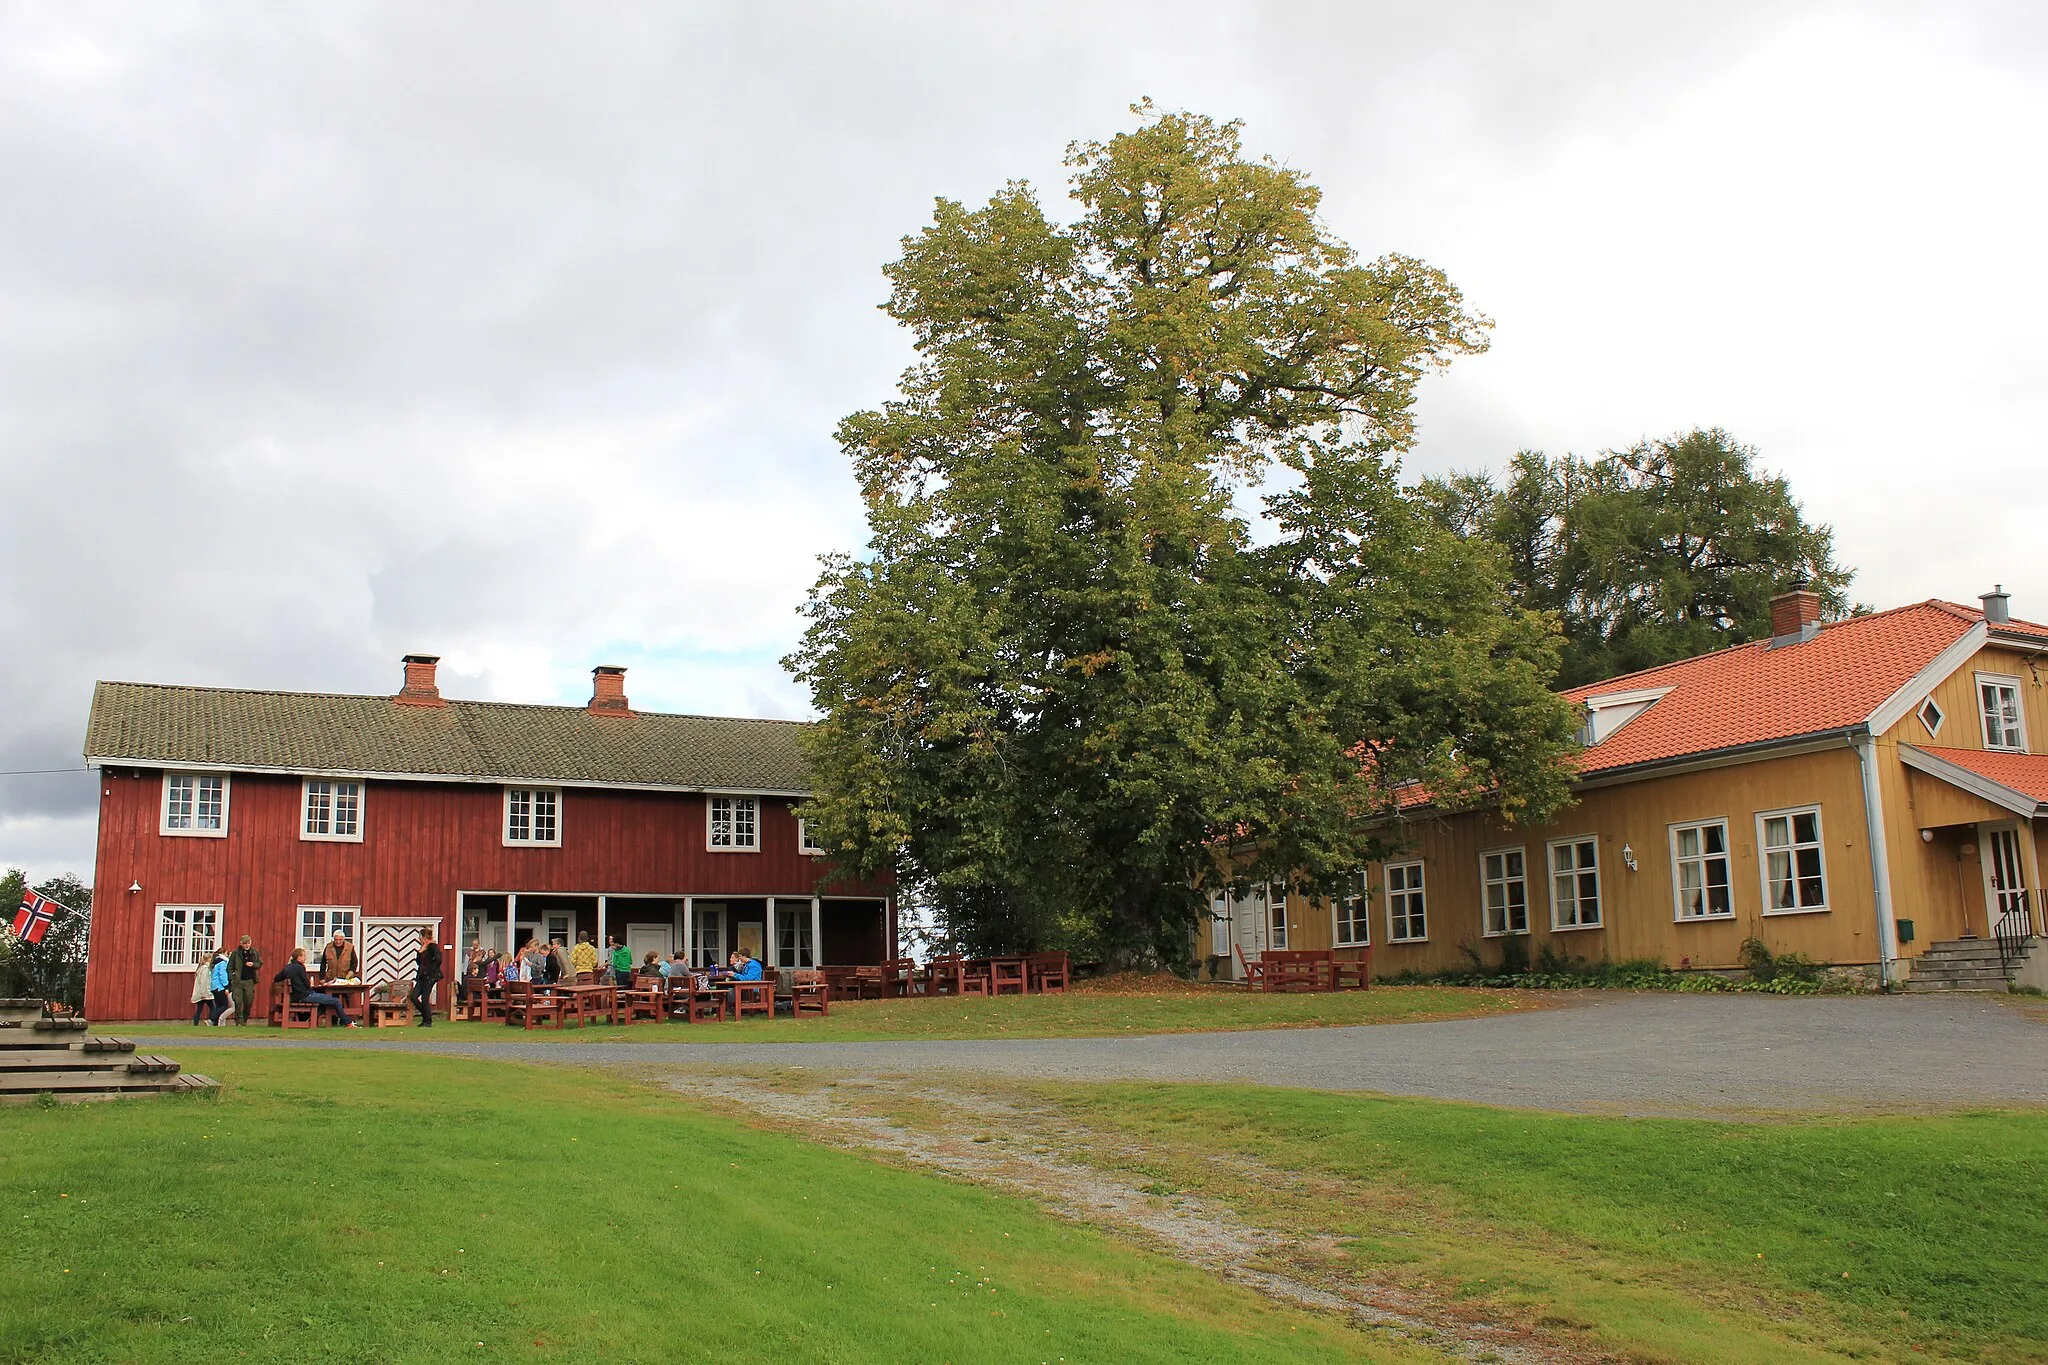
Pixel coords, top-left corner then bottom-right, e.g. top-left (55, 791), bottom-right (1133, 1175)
top-left (1204, 589), bottom-right (2048, 989)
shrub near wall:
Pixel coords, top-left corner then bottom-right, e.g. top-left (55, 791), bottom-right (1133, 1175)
top-left (1381, 939), bottom-right (1861, 995)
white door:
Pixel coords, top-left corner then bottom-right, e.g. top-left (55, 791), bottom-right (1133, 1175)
top-left (626, 923), bottom-right (672, 965)
top-left (1982, 825), bottom-right (2031, 933)
top-left (1229, 887), bottom-right (1269, 975)
top-left (693, 905), bottom-right (725, 968)
top-left (363, 917), bottom-right (441, 987)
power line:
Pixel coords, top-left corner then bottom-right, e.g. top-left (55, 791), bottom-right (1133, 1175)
top-left (0, 767), bottom-right (92, 777)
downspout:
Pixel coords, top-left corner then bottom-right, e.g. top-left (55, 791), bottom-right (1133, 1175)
top-left (1852, 727), bottom-right (1900, 989)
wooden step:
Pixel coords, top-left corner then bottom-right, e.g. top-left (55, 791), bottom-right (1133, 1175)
top-left (0, 1072), bottom-right (217, 1100)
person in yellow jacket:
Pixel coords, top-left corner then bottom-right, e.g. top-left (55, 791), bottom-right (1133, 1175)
top-left (569, 931), bottom-right (600, 979)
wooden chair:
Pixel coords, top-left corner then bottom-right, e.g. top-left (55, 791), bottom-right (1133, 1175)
top-left (1233, 946), bottom-right (1269, 991)
top-left (621, 982), bottom-right (665, 1024)
top-left (504, 981), bottom-right (566, 1030)
top-left (1331, 951), bottom-right (1371, 991)
top-left (879, 958), bottom-right (918, 998)
top-left (281, 992), bottom-right (322, 1029)
top-left (820, 965), bottom-right (864, 1002)
top-left (1026, 951), bottom-right (1070, 994)
top-left (791, 969), bottom-right (829, 1018)
top-left (481, 984), bottom-right (510, 1024)
top-left (730, 978), bottom-right (774, 1020)
top-left (268, 982), bottom-right (289, 1027)
top-left (989, 957), bottom-right (1028, 995)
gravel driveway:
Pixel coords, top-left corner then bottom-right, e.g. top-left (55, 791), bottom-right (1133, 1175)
top-left (142, 992), bottom-right (2048, 1116)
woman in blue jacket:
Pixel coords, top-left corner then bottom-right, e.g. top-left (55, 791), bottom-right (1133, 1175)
top-left (208, 951), bottom-right (234, 1025)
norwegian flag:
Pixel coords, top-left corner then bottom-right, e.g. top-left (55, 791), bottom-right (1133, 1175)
top-left (12, 889), bottom-right (57, 946)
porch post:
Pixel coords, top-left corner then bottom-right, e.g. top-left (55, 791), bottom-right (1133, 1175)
top-left (597, 894), bottom-right (609, 957)
top-left (683, 897), bottom-right (695, 967)
top-left (765, 899), bottom-right (778, 970)
top-left (672, 900), bottom-right (684, 957)
top-left (811, 897), bottom-right (822, 968)
top-left (886, 895), bottom-right (897, 959)
top-left (509, 892), bottom-right (520, 951)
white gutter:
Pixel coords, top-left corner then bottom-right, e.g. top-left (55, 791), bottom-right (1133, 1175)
top-left (1852, 730), bottom-right (1900, 988)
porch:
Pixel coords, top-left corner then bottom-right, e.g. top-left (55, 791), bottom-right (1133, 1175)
top-left (1895, 745), bottom-right (2046, 987)
top-left (454, 892), bottom-right (893, 973)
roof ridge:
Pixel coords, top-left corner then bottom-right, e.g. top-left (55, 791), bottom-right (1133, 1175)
top-left (92, 679), bottom-right (810, 727)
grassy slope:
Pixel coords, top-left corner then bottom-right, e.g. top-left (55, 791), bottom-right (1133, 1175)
top-left (0, 1053), bottom-right (1430, 1365)
top-left (1043, 1083), bottom-right (2048, 1362)
top-left (127, 983), bottom-right (1531, 1044)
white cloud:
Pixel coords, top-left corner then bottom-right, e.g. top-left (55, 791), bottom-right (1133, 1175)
top-left (2, 1), bottom-right (2042, 880)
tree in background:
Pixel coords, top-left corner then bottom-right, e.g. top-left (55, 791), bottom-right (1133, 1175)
top-left (1417, 429), bottom-right (1855, 687)
top-left (0, 869), bottom-right (92, 1008)
top-left (788, 106), bottom-right (1580, 968)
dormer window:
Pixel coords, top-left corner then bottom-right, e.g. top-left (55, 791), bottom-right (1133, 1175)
top-left (1575, 686), bottom-right (1673, 747)
top-left (1978, 675), bottom-right (2027, 752)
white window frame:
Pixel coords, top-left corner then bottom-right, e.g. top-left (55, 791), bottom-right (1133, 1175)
top-left (154, 904), bottom-right (221, 972)
top-left (503, 787), bottom-right (562, 847)
top-left (1916, 696), bottom-right (1945, 739)
top-left (797, 818), bottom-right (826, 856)
top-left (297, 906), bottom-right (360, 964)
top-left (1757, 805), bottom-right (1829, 915)
top-left (1668, 818), bottom-right (1734, 921)
top-left (1976, 673), bottom-right (2028, 752)
top-left (708, 795), bottom-right (761, 852)
top-left (1478, 846), bottom-right (1529, 937)
top-left (1385, 861), bottom-right (1427, 943)
top-left (775, 901), bottom-right (817, 968)
top-left (160, 772), bottom-right (229, 838)
top-left (1547, 836), bottom-right (1603, 930)
top-left (1264, 883), bottom-right (1289, 950)
top-left (1332, 871), bottom-right (1370, 948)
top-left (300, 778), bottom-right (365, 843)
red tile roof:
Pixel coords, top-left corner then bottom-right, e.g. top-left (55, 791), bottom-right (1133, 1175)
top-left (1561, 600), bottom-right (2048, 777)
top-left (1907, 745), bottom-right (2048, 808)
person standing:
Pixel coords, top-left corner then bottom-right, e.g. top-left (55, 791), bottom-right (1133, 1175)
top-left (320, 929), bottom-right (358, 980)
top-left (570, 931), bottom-right (599, 979)
top-left (410, 928), bottom-right (442, 1027)
top-left (226, 935), bottom-right (263, 1027)
top-left (190, 953), bottom-right (215, 1026)
top-left (208, 951), bottom-right (234, 1025)
top-left (607, 936), bottom-right (631, 983)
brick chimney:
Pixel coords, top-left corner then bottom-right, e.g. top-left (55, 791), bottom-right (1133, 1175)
top-left (1981, 585), bottom-right (2011, 625)
top-left (396, 654), bottom-right (446, 707)
top-left (1768, 589), bottom-right (1823, 647)
top-left (588, 665), bottom-right (631, 716)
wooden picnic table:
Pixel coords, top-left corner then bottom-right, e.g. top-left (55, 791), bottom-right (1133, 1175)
top-left (550, 982), bottom-right (620, 1026)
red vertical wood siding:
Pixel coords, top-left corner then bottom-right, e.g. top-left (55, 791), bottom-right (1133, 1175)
top-left (85, 768), bottom-right (890, 1020)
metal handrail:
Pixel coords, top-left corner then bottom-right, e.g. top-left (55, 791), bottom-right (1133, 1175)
top-left (1992, 889), bottom-right (2036, 977)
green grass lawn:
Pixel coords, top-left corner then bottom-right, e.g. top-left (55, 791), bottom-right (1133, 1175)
top-left (0, 1052), bottom-right (1434, 1365)
top-left (1036, 1083), bottom-right (2048, 1362)
top-left (127, 981), bottom-right (1531, 1044)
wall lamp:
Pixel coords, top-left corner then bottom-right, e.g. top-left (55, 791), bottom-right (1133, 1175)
top-left (1621, 843), bottom-right (1639, 872)
top-left (1920, 829), bottom-right (1934, 843)
top-left (127, 880), bottom-right (141, 894)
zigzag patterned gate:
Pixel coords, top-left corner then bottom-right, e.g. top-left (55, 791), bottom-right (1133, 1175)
top-left (362, 917), bottom-right (442, 988)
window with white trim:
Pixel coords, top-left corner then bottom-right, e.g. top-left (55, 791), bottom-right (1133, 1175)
top-left (708, 796), bottom-right (760, 850)
top-left (1386, 862), bottom-right (1426, 942)
top-left (776, 901), bottom-right (816, 968)
top-left (1670, 820), bottom-right (1733, 920)
top-left (1264, 883), bottom-right (1289, 950)
top-left (1759, 806), bottom-right (1828, 912)
top-left (154, 904), bottom-right (220, 971)
top-left (797, 818), bottom-right (825, 856)
top-left (297, 906), bottom-right (358, 962)
top-left (1916, 697), bottom-right (1945, 739)
top-left (302, 779), bottom-right (363, 841)
top-left (162, 773), bottom-right (227, 837)
top-left (1548, 837), bottom-right (1602, 929)
top-left (1481, 848), bottom-right (1528, 936)
top-left (504, 787), bottom-right (560, 846)
top-left (1333, 872), bottom-right (1370, 948)
top-left (1978, 675), bottom-right (2027, 752)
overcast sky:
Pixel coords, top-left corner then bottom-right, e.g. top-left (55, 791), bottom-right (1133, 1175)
top-left (4, 1), bottom-right (2045, 881)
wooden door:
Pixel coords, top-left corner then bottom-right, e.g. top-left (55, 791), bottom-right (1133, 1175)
top-left (363, 917), bottom-right (440, 988)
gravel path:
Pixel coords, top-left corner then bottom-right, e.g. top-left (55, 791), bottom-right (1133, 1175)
top-left (139, 991), bottom-right (2048, 1115)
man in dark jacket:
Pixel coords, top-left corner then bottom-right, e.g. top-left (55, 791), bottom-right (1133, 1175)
top-left (227, 935), bottom-right (263, 1027)
top-left (274, 948), bottom-right (356, 1027)
top-left (411, 928), bottom-right (443, 1027)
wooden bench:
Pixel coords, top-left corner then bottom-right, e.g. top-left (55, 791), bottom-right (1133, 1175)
top-left (791, 970), bottom-right (829, 1018)
top-left (729, 978), bottom-right (774, 1021)
top-left (503, 982), bottom-right (566, 1029)
top-left (1026, 952), bottom-right (1070, 994)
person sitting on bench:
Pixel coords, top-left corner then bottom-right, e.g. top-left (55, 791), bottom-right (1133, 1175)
top-left (275, 947), bottom-right (357, 1027)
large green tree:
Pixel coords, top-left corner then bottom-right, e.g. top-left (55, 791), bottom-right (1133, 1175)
top-left (1419, 429), bottom-right (1855, 687)
top-left (788, 107), bottom-right (1579, 967)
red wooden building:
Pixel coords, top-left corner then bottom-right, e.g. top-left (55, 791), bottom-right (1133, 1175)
top-left (81, 656), bottom-right (893, 1021)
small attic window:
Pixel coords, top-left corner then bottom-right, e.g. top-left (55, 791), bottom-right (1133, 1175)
top-left (1575, 686), bottom-right (1674, 747)
top-left (1917, 697), bottom-right (1945, 738)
